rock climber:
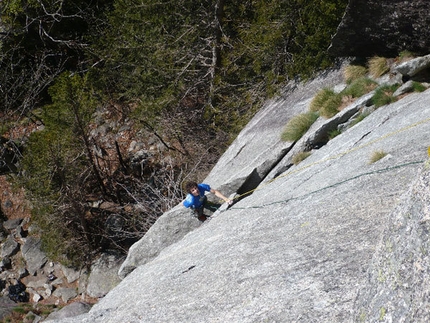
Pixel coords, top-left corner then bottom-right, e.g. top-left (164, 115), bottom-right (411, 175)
top-left (183, 181), bottom-right (233, 221)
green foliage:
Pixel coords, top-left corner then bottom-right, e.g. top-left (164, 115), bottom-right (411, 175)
top-left (411, 81), bottom-right (427, 93)
top-left (341, 77), bottom-right (378, 98)
top-left (398, 50), bottom-right (415, 61)
top-left (368, 56), bottom-right (389, 78)
top-left (0, 0), bottom-right (113, 114)
top-left (0, 303), bottom-right (58, 323)
top-left (371, 84), bottom-right (399, 108)
top-left (281, 111), bottom-right (319, 142)
top-left (19, 73), bottom-right (98, 265)
top-left (379, 307), bottom-right (386, 321)
top-left (328, 128), bottom-right (341, 139)
top-left (92, 0), bottom-right (348, 139)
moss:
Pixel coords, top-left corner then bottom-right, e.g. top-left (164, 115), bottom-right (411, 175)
top-left (349, 112), bottom-right (370, 128)
top-left (358, 310), bottom-right (367, 323)
top-left (398, 50), bottom-right (415, 61)
top-left (328, 128), bottom-right (341, 139)
top-left (377, 268), bottom-right (386, 282)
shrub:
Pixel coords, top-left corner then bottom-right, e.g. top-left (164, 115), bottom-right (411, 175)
top-left (372, 84), bottom-right (399, 108)
top-left (343, 64), bottom-right (367, 83)
top-left (281, 112), bottom-right (319, 142)
top-left (292, 151), bottom-right (311, 165)
top-left (368, 56), bottom-right (389, 78)
top-left (341, 77), bottom-right (378, 98)
top-left (369, 150), bottom-right (387, 164)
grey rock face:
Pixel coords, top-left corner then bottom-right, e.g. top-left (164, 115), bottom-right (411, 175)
top-left (329, 0), bottom-right (430, 57)
top-left (47, 66), bottom-right (430, 322)
top-left (205, 62), bottom-right (348, 194)
top-left (118, 62), bottom-right (348, 280)
top-left (118, 205), bottom-right (201, 279)
top-left (354, 164), bottom-right (430, 322)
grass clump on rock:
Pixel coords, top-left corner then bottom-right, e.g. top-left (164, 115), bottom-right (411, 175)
top-left (369, 150), bottom-right (387, 164)
top-left (310, 77), bottom-right (377, 120)
top-left (281, 111), bottom-right (319, 142)
top-left (349, 111), bottom-right (370, 128)
top-left (343, 64), bottom-right (367, 84)
top-left (341, 77), bottom-right (378, 98)
top-left (309, 88), bottom-right (342, 119)
top-left (368, 56), bottom-right (389, 78)
top-left (398, 50), bottom-right (415, 62)
top-left (292, 151), bottom-right (312, 165)
top-left (319, 93), bottom-right (342, 118)
top-left (371, 84), bottom-right (399, 108)
top-left (309, 88), bottom-right (336, 112)
top-left (411, 81), bottom-right (427, 93)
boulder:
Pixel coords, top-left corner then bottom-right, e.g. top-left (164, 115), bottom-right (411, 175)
top-left (52, 287), bottom-right (78, 303)
top-left (118, 205), bottom-right (200, 279)
top-left (44, 302), bottom-right (92, 322)
top-left (8, 280), bottom-right (28, 303)
top-left (86, 250), bottom-right (124, 298)
top-left (393, 80), bottom-right (416, 97)
top-left (395, 54), bottom-right (430, 81)
top-left (21, 236), bottom-right (48, 276)
top-left (0, 236), bottom-right (19, 258)
top-left (2, 218), bottom-right (22, 231)
top-left (0, 296), bottom-right (16, 319)
top-left (60, 265), bottom-right (81, 284)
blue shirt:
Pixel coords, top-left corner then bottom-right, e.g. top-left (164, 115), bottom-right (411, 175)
top-left (183, 183), bottom-right (211, 209)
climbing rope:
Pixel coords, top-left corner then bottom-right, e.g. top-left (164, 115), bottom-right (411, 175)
top-left (224, 160), bottom-right (424, 211)
top-left (223, 115), bottom-right (430, 209)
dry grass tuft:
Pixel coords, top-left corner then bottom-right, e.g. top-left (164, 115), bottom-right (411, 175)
top-left (368, 56), bottom-right (389, 78)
